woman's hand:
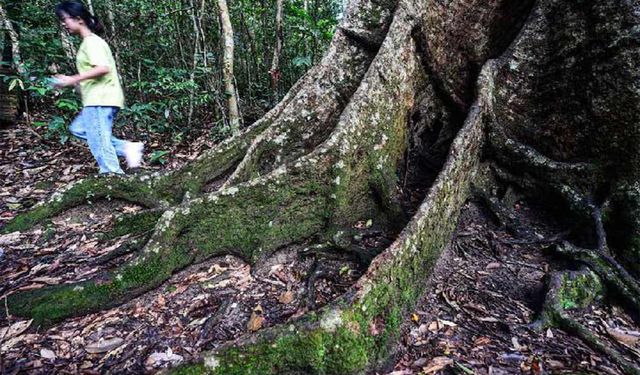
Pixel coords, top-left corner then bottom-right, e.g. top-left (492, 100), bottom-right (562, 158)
top-left (53, 66), bottom-right (110, 88)
top-left (53, 74), bottom-right (79, 88)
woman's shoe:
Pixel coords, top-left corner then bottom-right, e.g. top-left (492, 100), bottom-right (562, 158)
top-left (124, 142), bottom-right (144, 168)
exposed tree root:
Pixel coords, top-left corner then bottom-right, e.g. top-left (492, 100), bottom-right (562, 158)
top-left (555, 241), bottom-right (640, 322)
top-left (471, 184), bottom-right (535, 239)
top-left (300, 227), bottom-right (391, 266)
top-left (100, 207), bottom-right (164, 241)
top-left (487, 125), bottom-right (603, 190)
top-left (538, 270), bottom-right (640, 375)
top-left (300, 228), bottom-right (392, 309)
top-left (168, 77), bottom-right (485, 375)
top-left (91, 233), bottom-right (151, 267)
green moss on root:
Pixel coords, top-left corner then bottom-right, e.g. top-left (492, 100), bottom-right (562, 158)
top-left (6, 244), bottom-right (194, 325)
top-left (164, 171), bottom-right (332, 264)
top-left (101, 209), bottom-right (164, 241)
top-left (556, 271), bottom-right (603, 311)
top-left (2, 176), bottom-right (166, 234)
top-left (7, 166), bottom-right (333, 323)
top-left (170, 325), bottom-right (370, 375)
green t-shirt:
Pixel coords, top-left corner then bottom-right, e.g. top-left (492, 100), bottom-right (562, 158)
top-left (76, 34), bottom-right (124, 108)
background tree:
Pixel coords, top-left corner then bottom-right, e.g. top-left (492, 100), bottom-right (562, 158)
top-left (217, 0), bottom-right (241, 134)
top-left (0, 1), bottom-right (21, 125)
top-left (269, 0), bottom-right (283, 100)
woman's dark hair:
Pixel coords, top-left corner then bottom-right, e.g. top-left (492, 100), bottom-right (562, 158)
top-left (55, 1), bottom-right (104, 34)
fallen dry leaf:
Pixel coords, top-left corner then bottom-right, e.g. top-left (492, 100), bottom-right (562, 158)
top-left (439, 319), bottom-right (457, 327)
top-left (79, 240), bottom-right (100, 255)
top-left (607, 327), bottom-right (640, 347)
top-left (40, 348), bottom-right (56, 360)
top-left (486, 262), bottom-right (502, 270)
top-left (411, 313), bottom-right (420, 323)
top-left (247, 304), bottom-right (265, 332)
top-left (546, 328), bottom-right (554, 338)
top-left (412, 357), bottom-right (428, 367)
top-left (478, 316), bottom-right (500, 323)
top-left (0, 319), bottom-right (32, 340)
top-left (511, 336), bottom-right (525, 351)
top-left (31, 276), bottom-right (62, 285)
top-left (0, 231), bottom-right (21, 246)
top-left (85, 337), bottom-right (124, 354)
top-left (28, 263), bottom-right (49, 276)
top-left (145, 347), bottom-right (184, 367)
top-left (547, 359), bottom-right (565, 369)
top-left (157, 294), bottom-right (166, 308)
top-left (278, 290), bottom-right (294, 305)
top-left (423, 356), bottom-right (453, 374)
top-left (121, 205), bottom-right (141, 214)
top-left (427, 321), bottom-right (439, 332)
top-left (474, 336), bottom-right (491, 346)
top-left (1, 334), bottom-right (37, 351)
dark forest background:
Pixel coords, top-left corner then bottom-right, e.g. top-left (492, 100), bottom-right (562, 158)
top-left (1, 0), bottom-right (341, 161)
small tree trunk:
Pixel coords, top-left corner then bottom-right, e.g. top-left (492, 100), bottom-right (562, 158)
top-left (270, 0), bottom-right (284, 101)
top-left (104, 0), bottom-right (124, 86)
top-left (0, 2), bottom-right (22, 124)
top-left (86, 0), bottom-right (95, 15)
top-left (59, 29), bottom-right (77, 66)
top-left (187, 0), bottom-right (200, 128)
top-left (217, 0), bottom-right (240, 134)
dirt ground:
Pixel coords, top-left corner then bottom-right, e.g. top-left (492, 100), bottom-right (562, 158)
top-left (1, 121), bottom-right (639, 374)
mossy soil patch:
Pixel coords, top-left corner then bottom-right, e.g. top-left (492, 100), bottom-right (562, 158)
top-left (387, 200), bottom-right (640, 375)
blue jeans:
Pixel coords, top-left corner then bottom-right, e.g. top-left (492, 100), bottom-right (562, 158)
top-left (69, 106), bottom-right (127, 174)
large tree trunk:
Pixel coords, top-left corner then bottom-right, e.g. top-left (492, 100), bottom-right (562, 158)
top-left (2, 0), bottom-right (639, 373)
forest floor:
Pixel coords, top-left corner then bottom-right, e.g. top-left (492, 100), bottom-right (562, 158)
top-left (0, 121), bottom-right (638, 374)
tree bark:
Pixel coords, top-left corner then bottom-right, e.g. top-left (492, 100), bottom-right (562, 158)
top-left (59, 29), bottom-right (77, 66)
top-left (86, 0), bottom-right (95, 15)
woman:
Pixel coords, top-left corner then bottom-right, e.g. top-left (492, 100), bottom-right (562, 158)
top-left (54, 0), bottom-right (142, 174)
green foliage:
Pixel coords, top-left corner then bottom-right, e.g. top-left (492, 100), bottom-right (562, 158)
top-left (0, 0), bottom-right (342, 144)
top-left (36, 115), bottom-right (69, 144)
top-left (1, 0), bottom-right (340, 142)
top-left (149, 150), bottom-right (170, 165)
